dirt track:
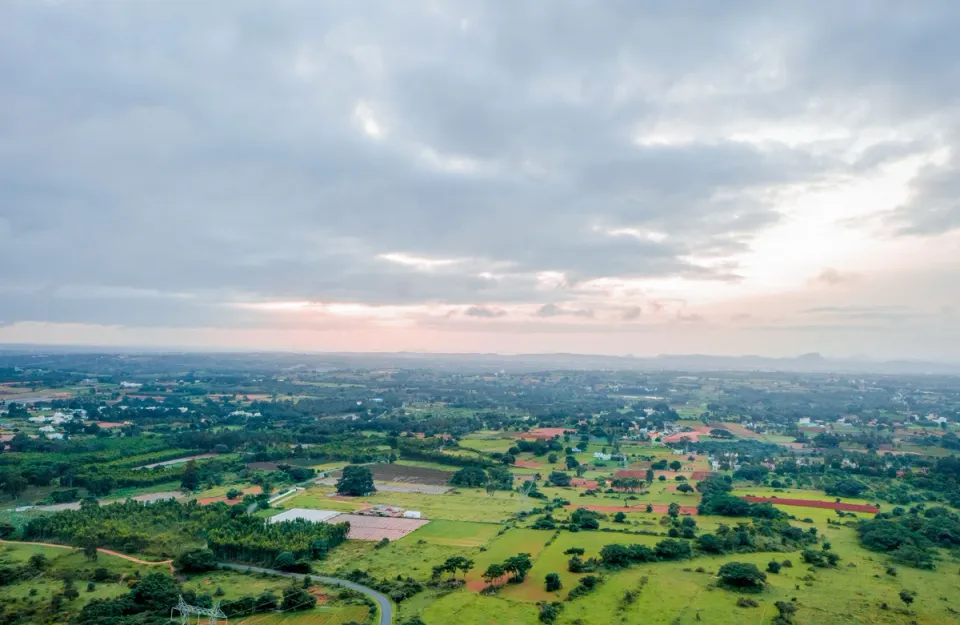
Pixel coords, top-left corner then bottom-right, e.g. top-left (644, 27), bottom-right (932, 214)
top-left (0, 539), bottom-right (174, 571)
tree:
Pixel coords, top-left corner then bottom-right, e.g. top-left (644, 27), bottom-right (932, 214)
top-left (668, 502), bottom-right (680, 518)
top-left (645, 469), bottom-right (655, 484)
top-left (565, 456), bottom-right (579, 470)
top-left (545, 573), bottom-right (562, 591)
top-left (718, 562), bottom-right (767, 590)
top-left (548, 471), bottom-right (571, 487)
top-left (180, 460), bottom-right (201, 491)
top-left (274, 552), bottom-right (298, 571)
top-left (28, 554), bottom-right (49, 571)
top-left (503, 553), bottom-right (534, 582)
top-left (281, 586), bottom-right (317, 611)
top-left (547, 453), bottom-right (558, 464)
top-left (83, 541), bottom-right (98, 561)
top-left (450, 467), bottom-right (487, 488)
top-left (677, 483), bottom-right (694, 495)
top-left (336, 465), bottom-right (375, 496)
top-left (767, 560), bottom-right (782, 574)
top-left (62, 578), bottom-right (80, 600)
top-left (482, 563), bottom-right (506, 586)
top-left (899, 589), bottom-right (915, 607)
top-left (613, 511), bottom-right (627, 523)
top-left (646, 504), bottom-right (653, 513)
top-left (175, 549), bottom-right (218, 573)
top-left (669, 460), bottom-right (682, 471)
top-left (226, 488), bottom-right (243, 500)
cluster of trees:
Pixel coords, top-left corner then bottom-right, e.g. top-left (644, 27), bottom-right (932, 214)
top-left (695, 476), bottom-right (784, 519)
top-left (448, 465), bottom-right (514, 491)
top-left (24, 499), bottom-right (231, 556)
top-left (858, 505), bottom-right (960, 569)
top-left (72, 571), bottom-right (315, 624)
top-left (696, 520), bottom-right (818, 555)
top-left (207, 516), bottom-right (350, 565)
top-left (431, 556), bottom-right (474, 581)
top-left (340, 568), bottom-right (425, 603)
top-left (481, 553), bottom-right (534, 588)
top-left (22, 499), bottom-right (349, 565)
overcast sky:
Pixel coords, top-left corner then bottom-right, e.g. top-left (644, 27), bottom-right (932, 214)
top-left (2, 1), bottom-right (960, 358)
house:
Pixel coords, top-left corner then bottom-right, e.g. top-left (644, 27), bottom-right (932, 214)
top-left (119, 381), bottom-right (142, 389)
top-left (593, 452), bottom-right (612, 461)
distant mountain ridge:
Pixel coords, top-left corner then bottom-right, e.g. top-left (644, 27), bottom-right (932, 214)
top-left (1, 345), bottom-right (959, 375)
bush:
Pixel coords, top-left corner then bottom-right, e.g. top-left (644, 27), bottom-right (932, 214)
top-left (737, 597), bottom-right (759, 608)
top-left (767, 561), bottom-right (782, 574)
top-left (718, 562), bottom-right (767, 590)
top-left (545, 573), bottom-right (562, 592)
top-left (281, 586), bottom-right (317, 611)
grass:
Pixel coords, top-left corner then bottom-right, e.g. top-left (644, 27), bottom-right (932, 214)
top-left (282, 486), bottom-right (529, 523)
top-left (0, 542), bottom-right (155, 606)
top-left (463, 529), bottom-right (552, 590)
top-left (234, 606), bottom-right (369, 624)
top-left (409, 520), bottom-right (502, 547)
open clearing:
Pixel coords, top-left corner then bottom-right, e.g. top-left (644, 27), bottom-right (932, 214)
top-left (405, 520), bottom-right (501, 547)
top-left (368, 463), bottom-right (454, 486)
top-left (329, 514), bottom-right (429, 541)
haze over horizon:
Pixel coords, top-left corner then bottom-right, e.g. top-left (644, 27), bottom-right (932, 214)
top-left (3, 1), bottom-right (960, 359)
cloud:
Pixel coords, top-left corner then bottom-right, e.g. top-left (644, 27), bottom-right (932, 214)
top-left (0, 0), bottom-right (959, 360)
top-left (464, 305), bottom-right (506, 318)
top-left (535, 304), bottom-right (594, 318)
top-left (812, 268), bottom-right (854, 286)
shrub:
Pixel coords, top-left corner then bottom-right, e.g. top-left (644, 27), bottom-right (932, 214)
top-left (718, 562), bottom-right (767, 590)
top-left (737, 597), bottom-right (759, 608)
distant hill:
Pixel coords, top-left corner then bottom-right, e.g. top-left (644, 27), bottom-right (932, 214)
top-left (1, 345), bottom-right (959, 375)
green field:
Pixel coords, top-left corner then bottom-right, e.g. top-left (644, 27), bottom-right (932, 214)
top-left (235, 607), bottom-right (370, 625)
top-left (410, 520), bottom-right (503, 547)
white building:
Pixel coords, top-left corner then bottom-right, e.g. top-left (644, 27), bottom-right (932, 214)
top-left (268, 508), bottom-right (342, 524)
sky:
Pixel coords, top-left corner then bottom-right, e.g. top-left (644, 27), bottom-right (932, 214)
top-left (2, 1), bottom-right (960, 359)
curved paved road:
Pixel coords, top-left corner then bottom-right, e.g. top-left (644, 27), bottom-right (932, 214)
top-left (217, 562), bottom-right (392, 625)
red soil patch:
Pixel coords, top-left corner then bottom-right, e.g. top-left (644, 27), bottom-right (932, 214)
top-left (514, 428), bottom-right (574, 440)
top-left (570, 478), bottom-right (599, 489)
top-left (662, 432), bottom-right (702, 443)
top-left (741, 496), bottom-right (878, 513)
top-left (94, 421), bottom-right (125, 428)
top-left (196, 485), bottom-right (262, 506)
top-left (513, 459), bottom-right (543, 469)
top-left (567, 504), bottom-right (698, 515)
top-left (614, 470), bottom-right (648, 479)
top-left (691, 471), bottom-right (711, 480)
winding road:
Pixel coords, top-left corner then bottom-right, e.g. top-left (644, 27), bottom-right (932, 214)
top-left (217, 562), bottom-right (393, 625)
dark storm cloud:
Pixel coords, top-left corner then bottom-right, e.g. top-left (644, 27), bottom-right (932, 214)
top-left (0, 0), bottom-right (958, 328)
